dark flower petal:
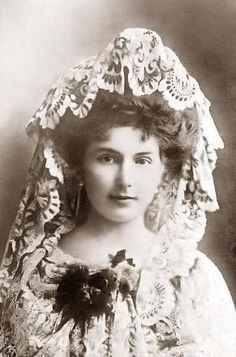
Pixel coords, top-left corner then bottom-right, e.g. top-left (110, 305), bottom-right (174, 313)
top-left (111, 249), bottom-right (126, 267)
top-left (126, 258), bottom-right (135, 267)
top-left (89, 272), bottom-right (108, 291)
top-left (119, 277), bottom-right (131, 295)
top-left (55, 265), bottom-right (90, 307)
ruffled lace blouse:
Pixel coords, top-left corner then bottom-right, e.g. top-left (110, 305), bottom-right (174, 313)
top-left (1, 238), bottom-right (236, 357)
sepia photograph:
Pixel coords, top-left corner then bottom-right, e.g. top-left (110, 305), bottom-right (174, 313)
top-left (0, 0), bottom-right (236, 355)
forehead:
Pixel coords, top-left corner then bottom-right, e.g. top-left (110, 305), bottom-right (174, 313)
top-left (86, 127), bottom-right (159, 155)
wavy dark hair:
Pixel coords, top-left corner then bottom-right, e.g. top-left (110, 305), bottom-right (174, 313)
top-left (53, 89), bottom-right (199, 177)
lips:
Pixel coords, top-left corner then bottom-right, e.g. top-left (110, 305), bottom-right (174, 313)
top-left (109, 194), bottom-right (137, 206)
top-left (110, 195), bottom-right (137, 200)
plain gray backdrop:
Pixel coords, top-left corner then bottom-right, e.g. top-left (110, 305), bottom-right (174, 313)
top-left (0, 0), bottom-right (235, 300)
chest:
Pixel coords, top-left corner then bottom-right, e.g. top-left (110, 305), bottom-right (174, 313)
top-left (5, 279), bottom-right (180, 357)
top-left (58, 232), bottom-right (152, 268)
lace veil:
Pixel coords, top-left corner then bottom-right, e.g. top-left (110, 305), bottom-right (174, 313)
top-left (0, 28), bottom-right (223, 309)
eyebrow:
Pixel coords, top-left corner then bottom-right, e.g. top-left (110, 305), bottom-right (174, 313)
top-left (93, 148), bottom-right (119, 154)
top-left (135, 151), bottom-right (153, 156)
top-left (93, 148), bottom-right (153, 156)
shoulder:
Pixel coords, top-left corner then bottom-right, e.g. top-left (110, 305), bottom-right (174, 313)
top-left (180, 250), bottom-right (235, 313)
top-left (191, 251), bottom-right (233, 294)
top-left (177, 251), bottom-right (236, 355)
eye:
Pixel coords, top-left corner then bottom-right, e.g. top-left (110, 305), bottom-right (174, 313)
top-left (135, 157), bottom-right (152, 165)
top-left (99, 155), bottom-right (115, 164)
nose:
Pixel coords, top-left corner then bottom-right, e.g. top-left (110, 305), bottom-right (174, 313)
top-left (115, 160), bottom-right (133, 189)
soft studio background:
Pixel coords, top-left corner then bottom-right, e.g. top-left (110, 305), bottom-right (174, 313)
top-left (0, 0), bottom-right (236, 299)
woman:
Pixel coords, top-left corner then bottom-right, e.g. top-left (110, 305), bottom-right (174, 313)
top-left (0, 28), bottom-right (235, 356)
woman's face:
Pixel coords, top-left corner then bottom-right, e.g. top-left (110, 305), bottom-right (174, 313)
top-left (83, 127), bottom-right (164, 223)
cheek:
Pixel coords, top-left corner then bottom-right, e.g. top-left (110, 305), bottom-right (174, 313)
top-left (83, 165), bottom-right (115, 197)
top-left (137, 180), bottom-right (157, 205)
top-left (137, 165), bottom-right (164, 194)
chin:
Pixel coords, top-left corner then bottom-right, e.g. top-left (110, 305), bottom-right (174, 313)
top-left (101, 208), bottom-right (143, 224)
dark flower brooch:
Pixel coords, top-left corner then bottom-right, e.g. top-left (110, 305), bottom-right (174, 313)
top-left (54, 265), bottom-right (118, 330)
top-left (54, 250), bottom-right (139, 331)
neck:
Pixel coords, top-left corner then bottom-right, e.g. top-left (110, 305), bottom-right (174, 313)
top-left (81, 208), bottom-right (153, 245)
